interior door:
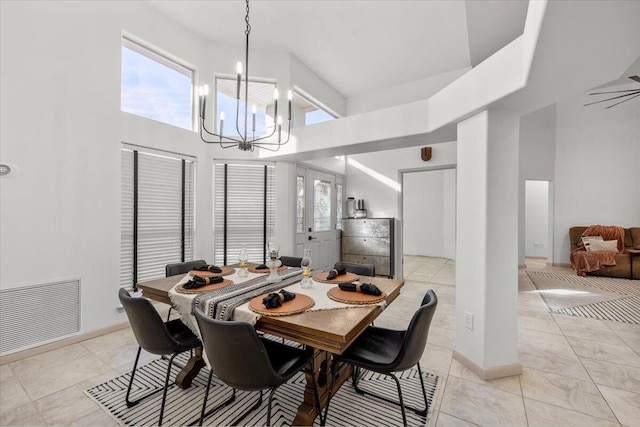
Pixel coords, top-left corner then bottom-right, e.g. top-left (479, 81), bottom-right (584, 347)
top-left (306, 169), bottom-right (338, 269)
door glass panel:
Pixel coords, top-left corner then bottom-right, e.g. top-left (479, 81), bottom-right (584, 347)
top-left (296, 175), bottom-right (305, 233)
top-left (314, 179), bottom-right (331, 231)
top-left (336, 183), bottom-right (343, 230)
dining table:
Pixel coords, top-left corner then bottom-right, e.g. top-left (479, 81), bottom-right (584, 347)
top-left (137, 263), bottom-right (404, 426)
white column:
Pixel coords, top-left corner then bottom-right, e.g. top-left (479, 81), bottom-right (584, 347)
top-left (453, 109), bottom-right (521, 379)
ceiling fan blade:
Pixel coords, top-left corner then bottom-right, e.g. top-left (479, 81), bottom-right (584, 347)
top-left (584, 91), bottom-right (640, 106)
top-left (589, 89), bottom-right (640, 95)
top-left (629, 75), bottom-right (640, 83)
top-left (605, 93), bottom-right (640, 109)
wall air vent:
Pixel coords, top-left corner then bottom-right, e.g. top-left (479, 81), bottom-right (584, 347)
top-left (0, 279), bottom-right (81, 356)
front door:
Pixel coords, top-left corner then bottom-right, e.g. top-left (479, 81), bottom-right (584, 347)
top-left (293, 167), bottom-right (340, 269)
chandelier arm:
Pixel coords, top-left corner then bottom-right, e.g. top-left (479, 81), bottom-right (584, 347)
top-left (252, 119), bottom-right (292, 145)
top-left (200, 119), bottom-right (243, 145)
top-left (249, 126), bottom-right (280, 143)
top-left (252, 143), bottom-right (282, 152)
top-left (234, 96), bottom-right (245, 142)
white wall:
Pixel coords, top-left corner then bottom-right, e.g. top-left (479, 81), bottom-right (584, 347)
top-left (403, 170), bottom-right (445, 256)
top-left (0, 1), bottom-right (344, 336)
top-left (402, 169), bottom-right (456, 259)
top-left (525, 180), bottom-right (549, 258)
top-left (345, 141), bottom-right (457, 219)
top-left (553, 85), bottom-right (640, 264)
top-left (347, 67), bottom-right (470, 116)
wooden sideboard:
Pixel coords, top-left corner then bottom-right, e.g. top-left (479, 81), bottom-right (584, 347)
top-left (341, 218), bottom-right (395, 277)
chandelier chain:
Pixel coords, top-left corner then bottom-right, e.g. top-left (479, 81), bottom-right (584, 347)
top-left (245, 0), bottom-right (251, 36)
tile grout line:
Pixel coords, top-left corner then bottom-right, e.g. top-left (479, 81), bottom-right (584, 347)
top-left (551, 307), bottom-right (625, 426)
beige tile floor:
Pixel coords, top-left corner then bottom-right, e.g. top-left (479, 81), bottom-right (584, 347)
top-left (1, 257), bottom-right (639, 426)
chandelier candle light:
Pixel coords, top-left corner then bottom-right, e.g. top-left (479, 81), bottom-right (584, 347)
top-left (197, 0), bottom-right (293, 151)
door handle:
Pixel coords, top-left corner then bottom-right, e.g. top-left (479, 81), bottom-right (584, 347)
top-left (308, 236), bottom-right (317, 241)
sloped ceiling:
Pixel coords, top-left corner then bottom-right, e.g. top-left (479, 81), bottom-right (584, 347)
top-left (144, 0), bottom-right (528, 98)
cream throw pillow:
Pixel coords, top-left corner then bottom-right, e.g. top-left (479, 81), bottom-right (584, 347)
top-left (589, 239), bottom-right (618, 252)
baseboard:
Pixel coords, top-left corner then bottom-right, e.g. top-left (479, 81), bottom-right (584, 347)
top-left (452, 349), bottom-right (522, 380)
top-left (0, 320), bottom-right (130, 365)
top-left (526, 256), bottom-right (548, 260)
top-left (518, 264), bottom-right (526, 269)
top-left (552, 262), bottom-right (572, 268)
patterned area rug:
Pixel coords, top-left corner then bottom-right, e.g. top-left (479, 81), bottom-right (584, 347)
top-left (526, 271), bottom-right (640, 324)
top-left (85, 353), bottom-right (440, 426)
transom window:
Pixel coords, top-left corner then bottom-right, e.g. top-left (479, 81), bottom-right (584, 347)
top-left (293, 91), bottom-right (337, 127)
top-left (121, 37), bottom-right (194, 130)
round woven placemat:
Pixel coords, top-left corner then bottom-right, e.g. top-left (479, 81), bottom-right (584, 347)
top-left (190, 266), bottom-right (235, 277)
top-left (175, 279), bottom-right (234, 294)
top-left (312, 271), bottom-right (359, 284)
top-left (248, 293), bottom-right (314, 316)
top-left (248, 265), bottom-right (288, 274)
top-left (327, 287), bottom-right (386, 305)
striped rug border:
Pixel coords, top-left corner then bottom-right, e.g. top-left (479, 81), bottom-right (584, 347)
top-left (552, 296), bottom-right (640, 324)
top-left (85, 353), bottom-right (441, 426)
top-left (526, 271), bottom-right (640, 324)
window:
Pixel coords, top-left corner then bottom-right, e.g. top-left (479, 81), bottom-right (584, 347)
top-left (293, 91), bottom-right (337, 127)
top-left (121, 147), bottom-right (195, 288)
top-left (213, 162), bottom-right (276, 265)
top-left (296, 175), bottom-right (305, 233)
top-left (121, 37), bottom-right (194, 130)
top-left (216, 78), bottom-right (276, 137)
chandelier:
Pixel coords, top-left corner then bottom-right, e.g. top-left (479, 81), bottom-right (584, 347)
top-left (197, 0), bottom-right (292, 152)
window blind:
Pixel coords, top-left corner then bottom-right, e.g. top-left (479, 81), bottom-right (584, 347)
top-left (213, 162), bottom-right (275, 265)
top-left (120, 148), bottom-right (195, 288)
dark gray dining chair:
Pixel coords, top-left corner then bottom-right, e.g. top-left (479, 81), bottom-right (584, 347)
top-left (166, 259), bottom-right (208, 277)
top-left (323, 289), bottom-right (438, 426)
top-left (118, 288), bottom-right (203, 426)
top-left (335, 261), bottom-right (375, 277)
top-left (164, 260), bottom-right (207, 320)
top-left (194, 308), bottom-right (323, 426)
top-left (279, 256), bottom-right (303, 267)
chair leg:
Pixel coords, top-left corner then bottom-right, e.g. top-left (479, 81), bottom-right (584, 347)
top-left (390, 372), bottom-right (407, 427)
top-left (126, 347), bottom-right (165, 408)
top-left (267, 387), bottom-right (278, 426)
top-left (194, 370), bottom-right (236, 426)
top-left (351, 365), bottom-right (428, 419)
top-left (166, 306), bottom-right (173, 321)
top-left (415, 363), bottom-right (429, 417)
top-left (230, 390), bottom-right (263, 426)
top-left (157, 353), bottom-right (178, 426)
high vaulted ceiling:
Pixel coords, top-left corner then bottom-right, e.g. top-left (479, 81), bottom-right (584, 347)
top-left (145, 0), bottom-right (528, 98)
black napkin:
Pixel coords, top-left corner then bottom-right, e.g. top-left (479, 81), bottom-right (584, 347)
top-left (255, 264), bottom-right (269, 270)
top-left (263, 293), bottom-right (282, 308)
top-left (263, 290), bottom-right (297, 308)
top-left (279, 289), bottom-right (296, 302)
top-left (183, 275), bottom-right (223, 289)
top-left (196, 265), bottom-right (222, 273)
top-left (338, 282), bottom-right (382, 296)
top-left (360, 283), bottom-right (382, 296)
top-left (327, 267), bottom-right (347, 280)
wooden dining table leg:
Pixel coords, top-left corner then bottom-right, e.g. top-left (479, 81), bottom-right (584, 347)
top-left (175, 346), bottom-right (206, 389)
top-left (292, 349), bottom-right (352, 426)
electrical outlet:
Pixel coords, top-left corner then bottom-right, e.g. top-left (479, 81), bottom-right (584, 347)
top-left (465, 311), bottom-right (473, 330)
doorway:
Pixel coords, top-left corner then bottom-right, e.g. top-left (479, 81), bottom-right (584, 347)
top-left (524, 180), bottom-right (553, 263)
top-left (398, 165), bottom-right (457, 278)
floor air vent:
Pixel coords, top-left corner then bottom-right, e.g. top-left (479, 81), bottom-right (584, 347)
top-left (0, 279), bottom-right (81, 356)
